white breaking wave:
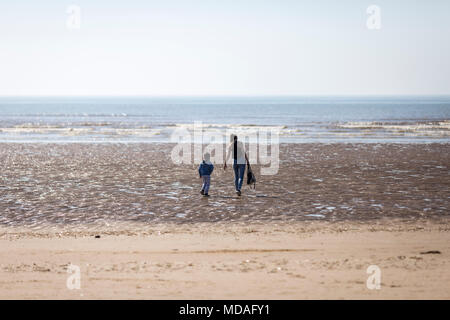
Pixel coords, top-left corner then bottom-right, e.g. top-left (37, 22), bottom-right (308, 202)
top-left (1, 120), bottom-right (449, 142)
top-left (172, 123), bottom-right (287, 130)
top-left (0, 127), bottom-right (162, 137)
top-left (335, 120), bottom-right (450, 136)
top-left (337, 120), bottom-right (450, 130)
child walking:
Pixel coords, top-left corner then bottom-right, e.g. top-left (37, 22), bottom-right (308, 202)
top-left (198, 152), bottom-right (214, 197)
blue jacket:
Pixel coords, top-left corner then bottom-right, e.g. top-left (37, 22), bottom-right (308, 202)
top-left (199, 161), bottom-right (214, 177)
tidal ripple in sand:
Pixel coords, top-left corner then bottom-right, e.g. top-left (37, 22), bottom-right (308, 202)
top-left (0, 143), bottom-right (449, 230)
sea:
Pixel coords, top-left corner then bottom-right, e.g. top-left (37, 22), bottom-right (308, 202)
top-left (0, 96), bottom-right (449, 144)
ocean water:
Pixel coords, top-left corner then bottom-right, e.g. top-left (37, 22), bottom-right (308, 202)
top-left (0, 96), bottom-right (449, 143)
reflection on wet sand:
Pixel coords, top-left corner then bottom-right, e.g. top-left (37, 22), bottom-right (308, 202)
top-left (0, 143), bottom-right (449, 232)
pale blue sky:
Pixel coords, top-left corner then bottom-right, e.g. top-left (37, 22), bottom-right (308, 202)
top-left (0, 0), bottom-right (449, 96)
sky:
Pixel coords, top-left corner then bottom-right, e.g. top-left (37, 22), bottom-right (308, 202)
top-left (0, 0), bottom-right (449, 96)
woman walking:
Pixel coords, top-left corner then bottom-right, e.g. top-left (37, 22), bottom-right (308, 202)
top-left (224, 134), bottom-right (249, 196)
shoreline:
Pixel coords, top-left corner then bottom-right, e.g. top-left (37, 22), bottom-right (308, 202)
top-left (1, 217), bottom-right (450, 239)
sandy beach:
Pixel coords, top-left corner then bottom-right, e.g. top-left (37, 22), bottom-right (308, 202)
top-left (0, 143), bottom-right (449, 299)
top-left (1, 221), bottom-right (450, 299)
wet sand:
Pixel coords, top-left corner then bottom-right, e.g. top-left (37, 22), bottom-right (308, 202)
top-left (1, 143), bottom-right (449, 227)
top-left (0, 143), bottom-right (449, 299)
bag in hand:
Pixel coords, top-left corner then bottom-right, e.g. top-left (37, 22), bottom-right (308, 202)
top-left (247, 163), bottom-right (256, 189)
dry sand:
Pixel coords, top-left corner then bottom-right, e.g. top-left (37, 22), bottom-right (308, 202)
top-left (1, 221), bottom-right (450, 299)
top-left (0, 143), bottom-right (449, 299)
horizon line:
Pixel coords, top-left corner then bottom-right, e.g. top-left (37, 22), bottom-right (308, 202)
top-left (1, 94), bottom-right (450, 98)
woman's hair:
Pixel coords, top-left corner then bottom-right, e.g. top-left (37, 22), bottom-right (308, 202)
top-left (204, 152), bottom-right (210, 161)
top-left (230, 134), bottom-right (237, 142)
